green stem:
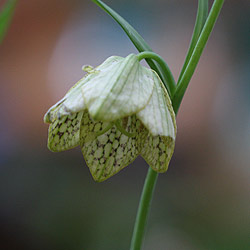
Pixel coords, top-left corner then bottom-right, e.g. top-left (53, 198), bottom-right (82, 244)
top-left (92, 1), bottom-right (224, 249)
top-left (130, 1), bottom-right (224, 249)
top-left (177, 0), bottom-right (208, 84)
top-left (130, 168), bottom-right (158, 250)
top-left (137, 51), bottom-right (176, 98)
top-left (173, 0), bottom-right (224, 113)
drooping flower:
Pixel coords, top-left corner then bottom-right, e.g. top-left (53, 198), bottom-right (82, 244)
top-left (44, 54), bottom-right (176, 182)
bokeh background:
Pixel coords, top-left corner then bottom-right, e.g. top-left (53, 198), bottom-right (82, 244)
top-left (0, 0), bottom-right (249, 249)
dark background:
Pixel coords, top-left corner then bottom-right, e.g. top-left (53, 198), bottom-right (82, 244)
top-left (0, 0), bottom-right (249, 249)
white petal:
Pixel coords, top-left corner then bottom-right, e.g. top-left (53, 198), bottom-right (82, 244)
top-left (44, 74), bottom-right (92, 124)
top-left (44, 99), bottom-right (65, 124)
top-left (137, 71), bottom-right (176, 139)
top-left (45, 56), bottom-right (123, 123)
top-left (56, 77), bottom-right (88, 117)
top-left (81, 54), bottom-right (154, 122)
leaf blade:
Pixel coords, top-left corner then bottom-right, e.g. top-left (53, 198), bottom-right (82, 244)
top-left (91, 0), bottom-right (167, 87)
top-left (177, 0), bottom-right (209, 84)
top-left (0, 0), bottom-right (17, 44)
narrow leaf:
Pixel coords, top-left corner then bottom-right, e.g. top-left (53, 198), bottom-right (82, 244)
top-left (177, 0), bottom-right (208, 84)
top-left (173, 0), bottom-right (224, 113)
top-left (0, 0), bottom-right (17, 44)
top-left (91, 0), bottom-right (172, 93)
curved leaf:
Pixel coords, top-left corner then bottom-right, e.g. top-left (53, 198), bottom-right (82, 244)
top-left (177, 0), bottom-right (208, 84)
top-left (91, 0), bottom-right (167, 87)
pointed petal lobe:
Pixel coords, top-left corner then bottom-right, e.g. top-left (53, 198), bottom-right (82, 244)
top-left (141, 134), bottom-right (175, 172)
top-left (47, 111), bottom-right (83, 152)
top-left (138, 71), bottom-right (176, 173)
top-left (80, 112), bottom-right (146, 182)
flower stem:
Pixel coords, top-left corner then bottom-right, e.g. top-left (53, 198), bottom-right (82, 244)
top-left (130, 1), bottom-right (224, 250)
top-left (130, 168), bottom-right (158, 250)
top-left (137, 51), bottom-right (176, 99)
top-left (92, 0), bottom-right (224, 249)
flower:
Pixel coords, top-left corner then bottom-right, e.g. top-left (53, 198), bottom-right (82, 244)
top-left (44, 54), bottom-right (176, 182)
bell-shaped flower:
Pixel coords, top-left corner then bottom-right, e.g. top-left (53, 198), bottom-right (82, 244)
top-left (44, 54), bottom-right (176, 182)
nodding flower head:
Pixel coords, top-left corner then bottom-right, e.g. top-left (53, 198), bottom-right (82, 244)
top-left (44, 54), bottom-right (176, 182)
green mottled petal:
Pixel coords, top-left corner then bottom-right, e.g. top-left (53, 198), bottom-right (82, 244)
top-left (137, 71), bottom-right (176, 138)
top-left (138, 71), bottom-right (176, 173)
top-left (47, 111), bottom-right (83, 152)
top-left (80, 112), bottom-right (146, 182)
top-left (141, 134), bottom-right (175, 173)
top-left (81, 54), bottom-right (154, 122)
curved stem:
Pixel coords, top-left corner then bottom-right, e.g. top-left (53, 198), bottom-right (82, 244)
top-left (173, 0), bottom-right (224, 113)
top-left (137, 51), bottom-right (176, 99)
top-left (131, 2), bottom-right (224, 249)
top-left (92, 1), bottom-right (224, 250)
top-left (130, 168), bottom-right (158, 250)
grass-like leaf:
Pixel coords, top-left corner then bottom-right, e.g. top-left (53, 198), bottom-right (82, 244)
top-left (0, 0), bottom-right (17, 44)
top-left (91, 0), bottom-right (176, 96)
top-left (177, 0), bottom-right (208, 84)
top-left (173, 0), bottom-right (224, 113)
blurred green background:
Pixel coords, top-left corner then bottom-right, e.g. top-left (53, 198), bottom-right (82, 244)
top-left (0, 0), bottom-right (249, 249)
